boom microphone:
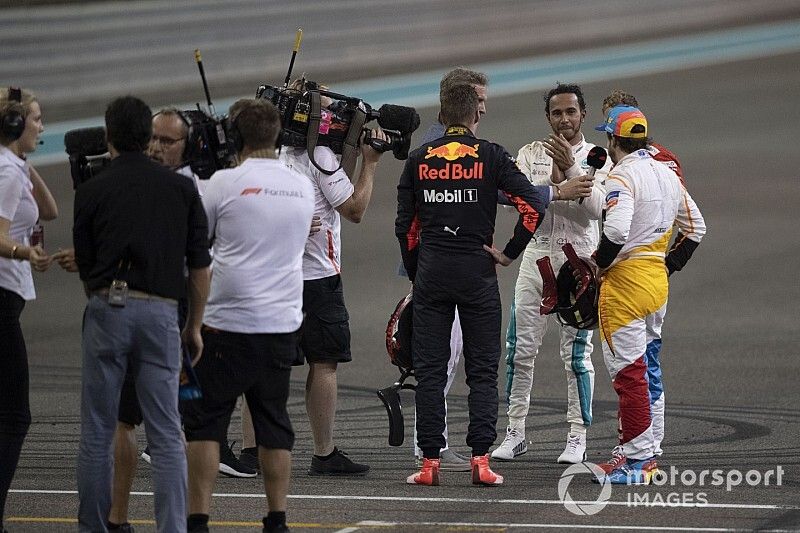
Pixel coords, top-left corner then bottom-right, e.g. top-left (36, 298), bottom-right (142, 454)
top-left (64, 126), bottom-right (107, 157)
top-left (373, 104), bottom-right (421, 135)
top-left (580, 145), bottom-right (607, 204)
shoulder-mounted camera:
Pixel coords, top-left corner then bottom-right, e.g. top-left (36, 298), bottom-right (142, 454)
top-left (63, 108), bottom-right (236, 189)
top-left (64, 50), bottom-right (237, 189)
top-left (255, 82), bottom-right (420, 175)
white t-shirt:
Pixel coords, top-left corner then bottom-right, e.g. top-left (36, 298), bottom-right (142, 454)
top-left (0, 146), bottom-right (38, 300)
top-left (201, 158), bottom-right (314, 333)
top-left (279, 146), bottom-right (354, 280)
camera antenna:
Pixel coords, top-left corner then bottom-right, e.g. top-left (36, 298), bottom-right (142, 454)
top-left (194, 49), bottom-right (216, 116)
top-left (283, 28), bottom-right (303, 88)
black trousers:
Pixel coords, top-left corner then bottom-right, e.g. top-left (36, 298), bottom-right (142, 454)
top-left (0, 287), bottom-right (30, 527)
top-left (412, 249), bottom-right (501, 457)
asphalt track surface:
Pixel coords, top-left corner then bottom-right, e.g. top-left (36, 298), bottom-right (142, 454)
top-left (5, 53), bottom-right (800, 532)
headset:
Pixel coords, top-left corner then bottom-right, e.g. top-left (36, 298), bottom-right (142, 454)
top-left (1, 87), bottom-right (26, 142)
top-left (152, 109), bottom-right (196, 164)
top-left (225, 111), bottom-right (244, 154)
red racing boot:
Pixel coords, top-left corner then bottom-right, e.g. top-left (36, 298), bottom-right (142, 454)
top-left (592, 445), bottom-right (627, 483)
top-left (470, 454), bottom-right (504, 486)
top-left (598, 445), bottom-right (626, 474)
top-left (406, 457), bottom-right (440, 486)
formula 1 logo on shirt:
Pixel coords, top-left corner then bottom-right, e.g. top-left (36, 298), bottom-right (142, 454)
top-left (240, 187), bottom-right (305, 198)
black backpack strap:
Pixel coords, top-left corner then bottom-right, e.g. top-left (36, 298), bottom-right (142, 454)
top-left (340, 105), bottom-right (367, 178)
top-left (306, 91), bottom-right (341, 176)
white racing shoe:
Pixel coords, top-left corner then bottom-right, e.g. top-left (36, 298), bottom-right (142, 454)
top-left (491, 425), bottom-right (527, 461)
top-left (557, 433), bottom-right (587, 464)
top-left (415, 448), bottom-right (471, 471)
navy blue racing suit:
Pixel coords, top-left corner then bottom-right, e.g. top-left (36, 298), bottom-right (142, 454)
top-left (395, 125), bottom-right (551, 457)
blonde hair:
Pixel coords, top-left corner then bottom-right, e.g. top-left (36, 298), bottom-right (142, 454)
top-left (288, 78), bottom-right (328, 92)
top-left (0, 87), bottom-right (38, 145)
top-left (0, 87), bottom-right (37, 115)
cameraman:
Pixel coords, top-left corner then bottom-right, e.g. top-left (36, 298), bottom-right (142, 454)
top-left (182, 98), bottom-right (314, 533)
top-left (279, 79), bottom-right (389, 476)
top-left (148, 107), bottom-right (203, 192)
top-left (73, 95), bottom-right (211, 533)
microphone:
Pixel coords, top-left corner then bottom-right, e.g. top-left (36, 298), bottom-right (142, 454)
top-left (587, 145), bottom-right (607, 175)
top-left (371, 104), bottom-right (421, 135)
top-left (580, 146), bottom-right (607, 204)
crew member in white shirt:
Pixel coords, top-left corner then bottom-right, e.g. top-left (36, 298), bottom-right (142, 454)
top-left (182, 98), bottom-right (314, 533)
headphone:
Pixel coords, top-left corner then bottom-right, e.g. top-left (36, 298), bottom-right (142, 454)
top-left (152, 109), bottom-right (196, 163)
top-left (1, 87), bottom-right (26, 142)
top-left (225, 111), bottom-right (244, 154)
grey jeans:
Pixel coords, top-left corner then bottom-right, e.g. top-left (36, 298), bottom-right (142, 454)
top-left (77, 295), bottom-right (186, 533)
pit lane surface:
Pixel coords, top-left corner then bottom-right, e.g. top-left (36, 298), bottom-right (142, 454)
top-left (6, 48), bottom-right (800, 533)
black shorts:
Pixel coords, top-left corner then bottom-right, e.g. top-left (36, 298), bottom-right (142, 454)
top-left (297, 274), bottom-right (351, 364)
top-left (182, 326), bottom-right (297, 450)
top-left (117, 368), bottom-right (143, 427)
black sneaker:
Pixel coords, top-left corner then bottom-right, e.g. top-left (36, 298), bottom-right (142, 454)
top-left (219, 441), bottom-right (258, 478)
top-left (263, 523), bottom-right (289, 533)
top-left (308, 447), bottom-right (369, 476)
top-left (240, 447), bottom-right (260, 473)
top-left (108, 523), bottom-right (135, 532)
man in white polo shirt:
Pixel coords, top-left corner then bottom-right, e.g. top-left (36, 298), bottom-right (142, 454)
top-left (183, 98), bottom-right (314, 533)
top-left (280, 79), bottom-right (389, 476)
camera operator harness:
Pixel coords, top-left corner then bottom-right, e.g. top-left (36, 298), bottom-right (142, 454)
top-left (304, 89), bottom-right (367, 176)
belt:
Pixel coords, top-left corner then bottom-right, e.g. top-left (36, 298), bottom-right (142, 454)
top-left (93, 288), bottom-right (178, 305)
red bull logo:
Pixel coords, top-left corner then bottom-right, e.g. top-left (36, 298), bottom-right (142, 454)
top-left (419, 162), bottom-right (484, 180)
top-left (425, 142), bottom-right (480, 161)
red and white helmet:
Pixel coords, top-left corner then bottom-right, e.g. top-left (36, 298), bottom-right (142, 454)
top-left (385, 291), bottom-right (413, 371)
top-left (537, 243), bottom-right (599, 330)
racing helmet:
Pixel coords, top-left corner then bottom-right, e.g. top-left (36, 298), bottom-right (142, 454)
top-left (386, 292), bottom-right (413, 371)
top-left (554, 256), bottom-right (600, 330)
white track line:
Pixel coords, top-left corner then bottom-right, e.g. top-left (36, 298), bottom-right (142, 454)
top-left (355, 521), bottom-right (793, 532)
top-left (10, 489), bottom-right (798, 510)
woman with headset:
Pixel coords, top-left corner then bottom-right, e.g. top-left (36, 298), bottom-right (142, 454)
top-left (0, 86), bottom-right (57, 530)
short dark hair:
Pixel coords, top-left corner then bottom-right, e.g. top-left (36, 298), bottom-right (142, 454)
top-left (440, 83), bottom-right (479, 127)
top-left (105, 96), bottom-right (152, 152)
top-left (229, 99), bottom-right (280, 150)
top-left (440, 68), bottom-right (488, 93)
top-left (608, 133), bottom-right (648, 153)
top-left (544, 83), bottom-right (585, 115)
